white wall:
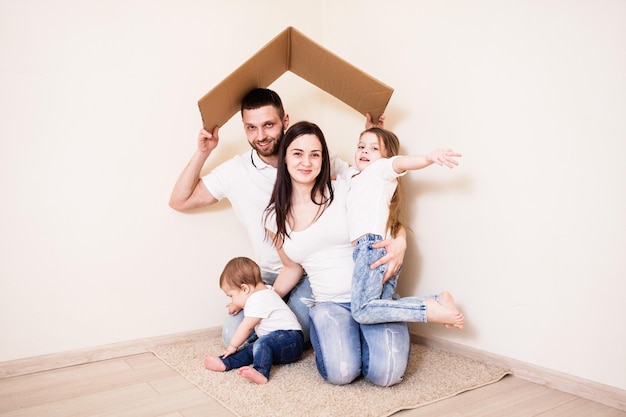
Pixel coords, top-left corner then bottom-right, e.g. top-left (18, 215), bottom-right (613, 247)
top-left (1, 0), bottom-right (624, 390)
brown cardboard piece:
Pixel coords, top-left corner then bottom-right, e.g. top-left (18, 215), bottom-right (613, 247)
top-left (198, 27), bottom-right (393, 130)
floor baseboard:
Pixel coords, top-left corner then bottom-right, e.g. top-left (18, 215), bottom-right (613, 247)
top-left (1, 328), bottom-right (623, 412)
top-left (410, 332), bottom-right (625, 412)
top-left (0, 327), bottom-right (221, 379)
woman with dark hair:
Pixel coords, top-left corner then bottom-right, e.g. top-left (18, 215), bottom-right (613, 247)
top-left (264, 121), bottom-right (410, 386)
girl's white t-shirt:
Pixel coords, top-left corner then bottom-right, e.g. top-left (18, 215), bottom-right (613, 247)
top-left (344, 156), bottom-right (404, 241)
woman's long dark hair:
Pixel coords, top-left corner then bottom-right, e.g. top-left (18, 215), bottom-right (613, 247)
top-left (264, 121), bottom-right (334, 247)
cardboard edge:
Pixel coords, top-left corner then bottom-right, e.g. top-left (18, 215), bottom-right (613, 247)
top-left (197, 26), bottom-right (394, 130)
top-left (287, 27), bottom-right (393, 122)
top-left (197, 28), bottom-right (290, 130)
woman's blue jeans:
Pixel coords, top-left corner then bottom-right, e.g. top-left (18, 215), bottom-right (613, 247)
top-left (309, 301), bottom-right (410, 386)
top-left (222, 272), bottom-right (312, 346)
top-left (351, 234), bottom-right (438, 325)
top-left (220, 329), bottom-right (304, 379)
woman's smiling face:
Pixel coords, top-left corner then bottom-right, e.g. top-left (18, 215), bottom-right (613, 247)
top-left (285, 133), bottom-right (323, 185)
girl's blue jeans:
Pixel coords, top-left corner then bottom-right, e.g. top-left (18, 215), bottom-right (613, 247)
top-left (309, 301), bottom-right (410, 386)
top-left (220, 329), bottom-right (304, 379)
top-left (351, 234), bottom-right (438, 324)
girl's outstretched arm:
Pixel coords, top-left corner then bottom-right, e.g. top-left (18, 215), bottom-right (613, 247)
top-left (392, 149), bottom-right (462, 173)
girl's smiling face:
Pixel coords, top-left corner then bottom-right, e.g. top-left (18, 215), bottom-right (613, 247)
top-left (355, 131), bottom-right (386, 172)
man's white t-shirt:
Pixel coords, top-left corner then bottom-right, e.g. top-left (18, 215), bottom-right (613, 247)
top-left (203, 150), bottom-right (282, 274)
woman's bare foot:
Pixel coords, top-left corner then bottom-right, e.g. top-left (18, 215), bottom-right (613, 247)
top-left (425, 292), bottom-right (464, 330)
top-left (237, 366), bottom-right (268, 384)
top-left (204, 354), bottom-right (226, 372)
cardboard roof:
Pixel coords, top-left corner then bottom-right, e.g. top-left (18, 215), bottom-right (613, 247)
top-left (198, 27), bottom-right (394, 130)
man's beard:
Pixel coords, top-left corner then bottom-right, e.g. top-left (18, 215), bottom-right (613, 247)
top-left (252, 131), bottom-right (283, 157)
top-left (253, 138), bottom-right (279, 157)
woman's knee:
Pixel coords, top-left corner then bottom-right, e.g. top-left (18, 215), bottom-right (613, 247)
top-left (323, 364), bottom-right (361, 385)
top-left (360, 322), bottom-right (410, 387)
top-left (309, 303), bottom-right (361, 385)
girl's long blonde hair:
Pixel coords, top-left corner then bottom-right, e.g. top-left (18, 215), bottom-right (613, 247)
top-left (362, 127), bottom-right (403, 238)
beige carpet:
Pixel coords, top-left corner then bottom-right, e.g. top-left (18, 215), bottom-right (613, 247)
top-left (153, 334), bottom-right (509, 417)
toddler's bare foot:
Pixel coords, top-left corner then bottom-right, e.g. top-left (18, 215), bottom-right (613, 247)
top-left (204, 354), bottom-right (226, 372)
top-left (237, 366), bottom-right (268, 384)
top-left (426, 292), bottom-right (464, 330)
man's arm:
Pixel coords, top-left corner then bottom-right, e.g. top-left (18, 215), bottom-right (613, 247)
top-left (169, 127), bottom-right (221, 211)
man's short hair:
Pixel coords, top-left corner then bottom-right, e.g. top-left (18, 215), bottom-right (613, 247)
top-left (241, 88), bottom-right (285, 119)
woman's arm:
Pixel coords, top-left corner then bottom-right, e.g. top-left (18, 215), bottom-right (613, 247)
top-left (273, 246), bottom-right (305, 298)
top-left (370, 226), bottom-right (407, 282)
top-left (266, 229), bottom-right (305, 298)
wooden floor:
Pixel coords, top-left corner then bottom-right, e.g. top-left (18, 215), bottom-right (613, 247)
top-left (0, 353), bottom-right (624, 417)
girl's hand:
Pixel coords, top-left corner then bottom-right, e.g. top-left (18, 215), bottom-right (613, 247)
top-left (427, 149), bottom-right (462, 169)
top-left (365, 113), bottom-right (385, 129)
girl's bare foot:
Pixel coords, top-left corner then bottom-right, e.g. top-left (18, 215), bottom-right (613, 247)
top-left (204, 354), bottom-right (226, 372)
top-left (426, 292), bottom-right (464, 330)
top-left (237, 366), bottom-right (268, 384)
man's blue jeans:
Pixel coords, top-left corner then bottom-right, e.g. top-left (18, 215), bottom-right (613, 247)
top-left (220, 329), bottom-right (304, 379)
top-left (351, 234), bottom-right (438, 324)
top-left (309, 301), bottom-right (410, 386)
top-left (222, 272), bottom-right (312, 346)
